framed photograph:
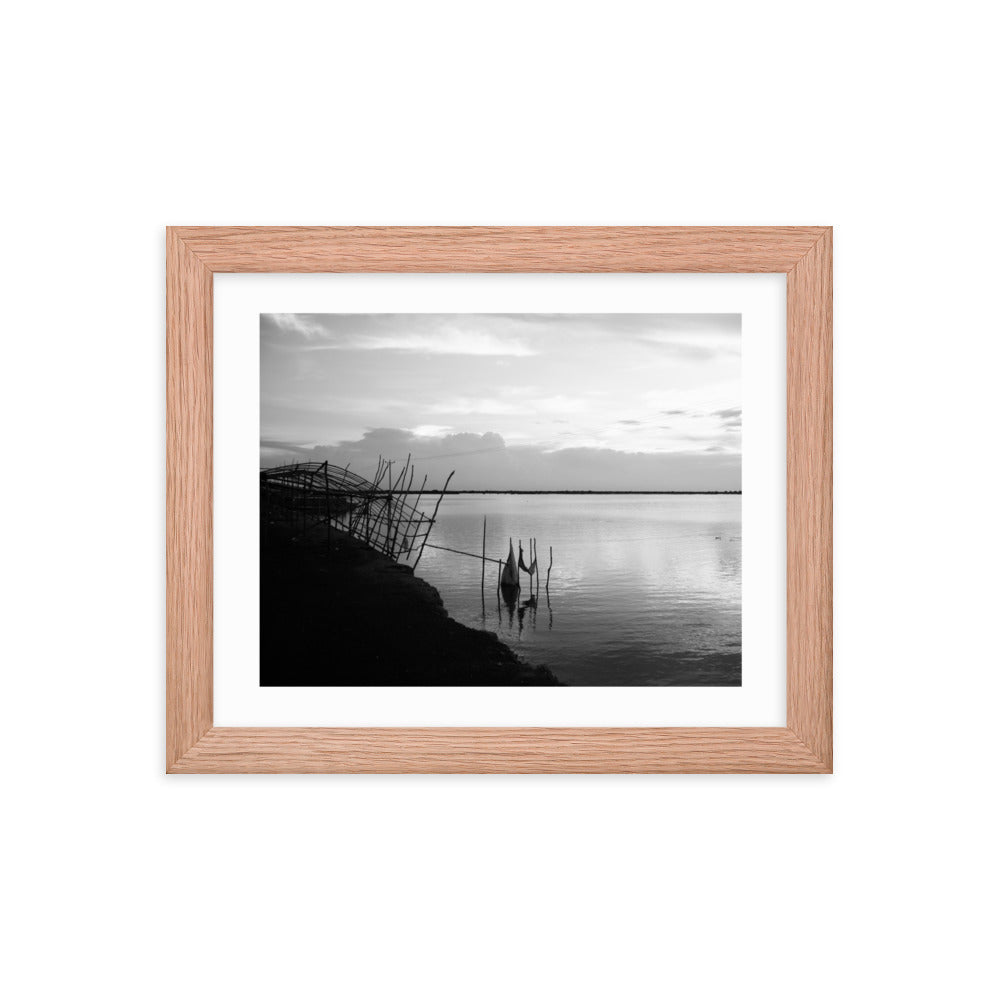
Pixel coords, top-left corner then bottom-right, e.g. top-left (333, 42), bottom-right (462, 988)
top-left (167, 227), bottom-right (831, 773)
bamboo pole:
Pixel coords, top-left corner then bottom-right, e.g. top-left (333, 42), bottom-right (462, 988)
top-left (400, 466), bottom-right (417, 555)
top-left (423, 542), bottom-right (493, 561)
top-left (388, 454), bottom-right (411, 557)
top-left (384, 461), bottom-right (392, 556)
top-left (322, 460), bottom-right (330, 552)
top-left (404, 473), bottom-right (428, 559)
top-left (366, 457), bottom-right (387, 547)
top-left (481, 516), bottom-right (487, 598)
top-left (341, 462), bottom-right (352, 532)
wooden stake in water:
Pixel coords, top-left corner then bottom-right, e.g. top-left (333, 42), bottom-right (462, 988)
top-left (481, 516), bottom-right (487, 599)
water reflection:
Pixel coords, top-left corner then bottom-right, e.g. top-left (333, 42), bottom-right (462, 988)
top-left (413, 494), bottom-right (741, 686)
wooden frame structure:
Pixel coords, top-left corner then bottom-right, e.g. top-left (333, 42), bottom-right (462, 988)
top-left (167, 226), bottom-right (832, 773)
top-left (260, 459), bottom-right (449, 565)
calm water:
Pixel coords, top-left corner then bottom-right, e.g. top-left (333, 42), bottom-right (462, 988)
top-left (411, 494), bottom-right (741, 686)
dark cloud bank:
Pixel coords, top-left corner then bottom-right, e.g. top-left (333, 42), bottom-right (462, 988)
top-left (262, 428), bottom-right (741, 492)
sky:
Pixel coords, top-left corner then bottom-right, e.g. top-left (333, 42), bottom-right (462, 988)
top-left (260, 313), bottom-right (741, 491)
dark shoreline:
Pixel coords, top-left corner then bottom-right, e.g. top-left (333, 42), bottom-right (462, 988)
top-left (260, 523), bottom-right (560, 686)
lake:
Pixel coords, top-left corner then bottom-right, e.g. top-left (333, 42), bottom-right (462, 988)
top-left (411, 494), bottom-right (741, 685)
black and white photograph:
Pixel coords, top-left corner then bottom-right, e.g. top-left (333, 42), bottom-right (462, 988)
top-left (260, 312), bottom-right (741, 686)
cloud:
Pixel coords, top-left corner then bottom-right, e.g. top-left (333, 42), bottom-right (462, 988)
top-left (655, 406), bottom-right (742, 431)
top-left (329, 329), bottom-right (535, 356)
top-left (632, 337), bottom-right (723, 361)
top-left (410, 424), bottom-right (453, 437)
top-left (263, 313), bottom-right (536, 356)
top-left (617, 419), bottom-right (641, 425)
top-left (266, 314), bottom-right (332, 340)
top-left (260, 438), bottom-right (312, 454)
top-left (712, 407), bottom-right (742, 431)
top-left (262, 312), bottom-right (743, 360)
top-left (428, 394), bottom-right (586, 416)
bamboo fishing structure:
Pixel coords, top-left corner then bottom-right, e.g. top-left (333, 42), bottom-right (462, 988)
top-left (421, 526), bottom-right (554, 603)
top-left (261, 459), bottom-right (555, 608)
top-left (260, 458), bottom-right (452, 565)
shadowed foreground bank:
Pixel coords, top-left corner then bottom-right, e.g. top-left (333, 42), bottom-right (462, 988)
top-left (261, 524), bottom-right (560, 685)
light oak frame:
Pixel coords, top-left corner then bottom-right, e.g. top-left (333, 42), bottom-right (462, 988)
top-left (167, 227), bottom-right (832, 773)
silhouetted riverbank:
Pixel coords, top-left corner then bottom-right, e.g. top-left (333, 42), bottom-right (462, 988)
top-left (260, 523), bottom-right (560, 686)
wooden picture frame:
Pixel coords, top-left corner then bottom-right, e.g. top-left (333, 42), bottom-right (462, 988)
top-left (167, 226), bottom-right (832, 773)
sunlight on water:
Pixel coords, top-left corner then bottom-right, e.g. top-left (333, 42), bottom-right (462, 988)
top-left (412, 494), bottom-right (741, 686)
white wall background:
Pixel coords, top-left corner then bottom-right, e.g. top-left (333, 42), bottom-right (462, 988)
top-left (3, 3), bottom-right (996, 997)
